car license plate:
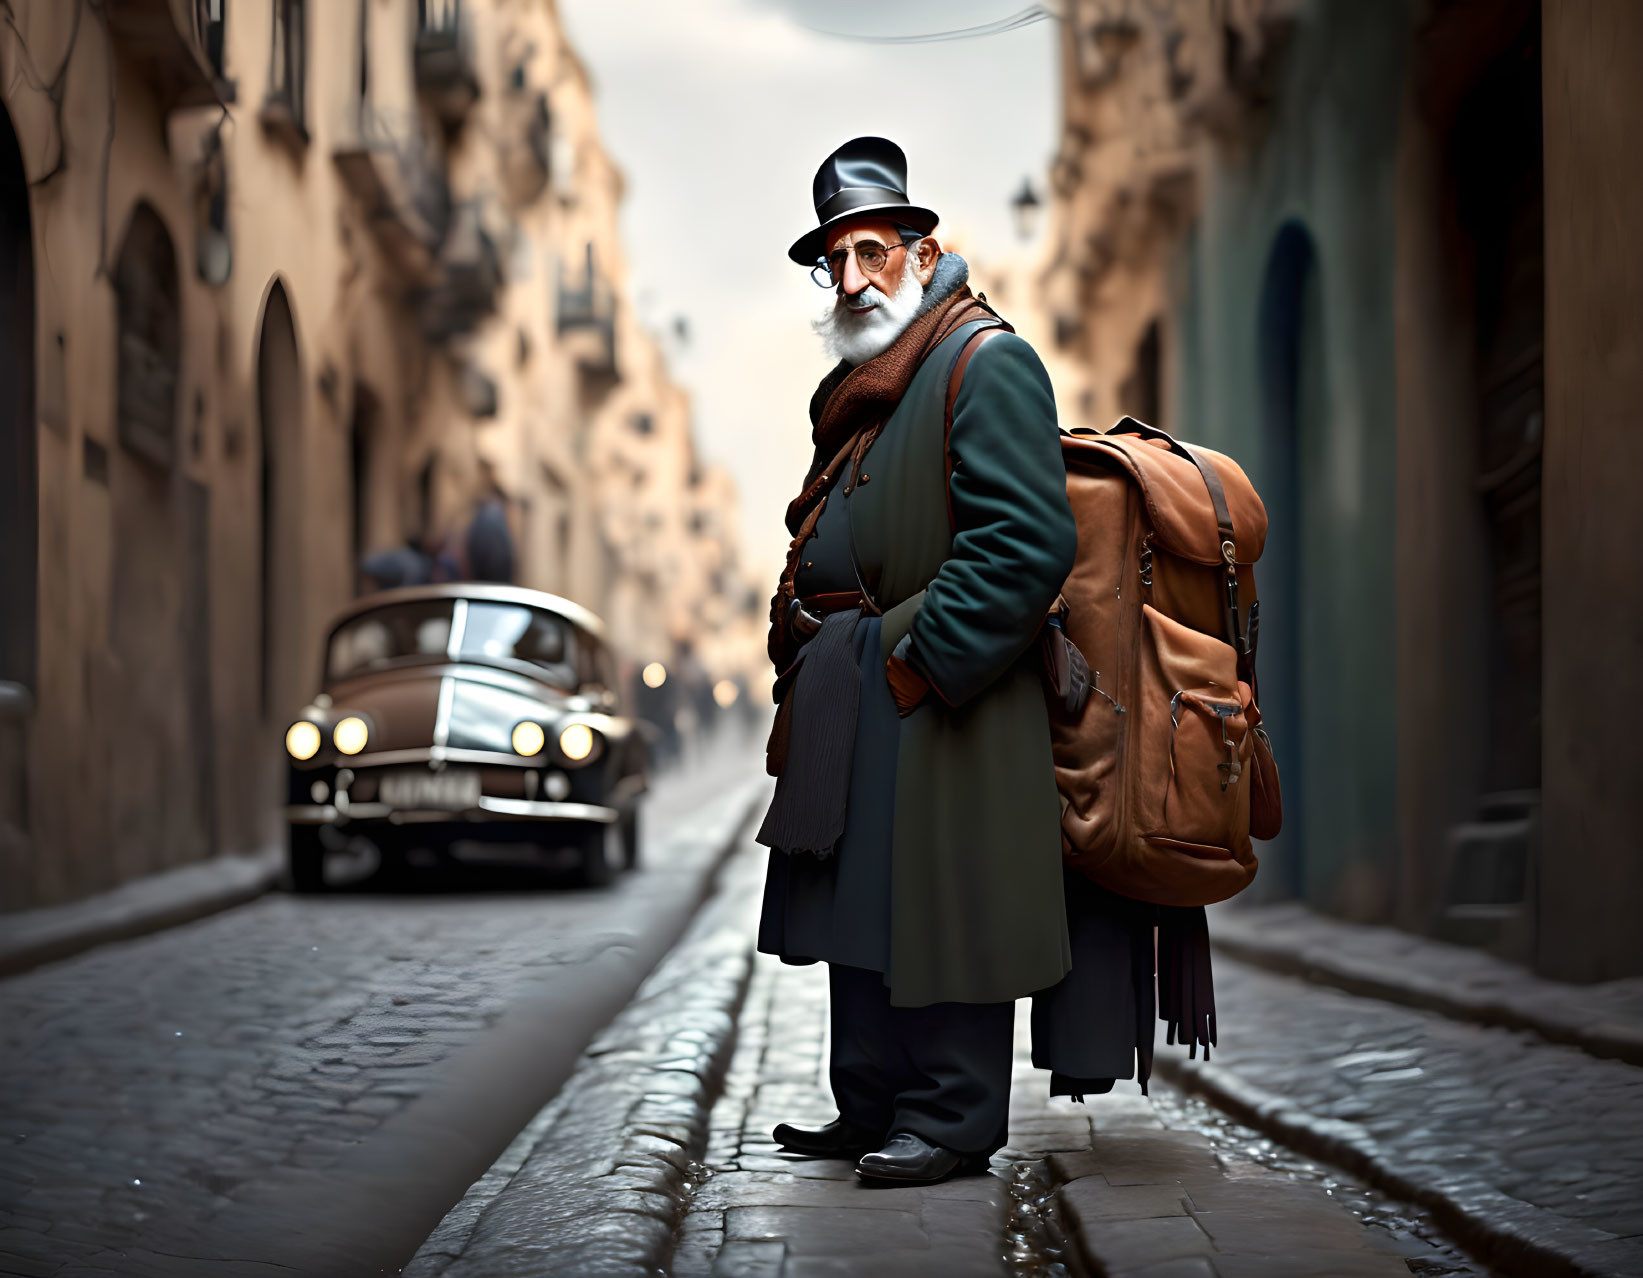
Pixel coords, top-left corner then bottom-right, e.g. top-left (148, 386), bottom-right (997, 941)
top-left (379, 768), bottom-right (481, 812)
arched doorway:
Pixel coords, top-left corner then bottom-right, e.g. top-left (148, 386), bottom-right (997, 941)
top-left (1255, 219), bottom-right (1324, 899)
top-left (257, 280), bottom-right (303, 721)
top-left (0, 100), bottom-right (36, 893)
top-left (109, 200), bottom-right (215, 873)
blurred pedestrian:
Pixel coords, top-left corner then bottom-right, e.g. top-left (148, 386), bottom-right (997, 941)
top-left (358, 543), bottom-right (433, 595)
top-left (465, 461), bottom-right (517, 584)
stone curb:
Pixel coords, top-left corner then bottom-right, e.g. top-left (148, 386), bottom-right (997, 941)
top-left (0, 848), bottom-right (283, 980)
top-left (1210, 904), bottom-right (1643, 1068)
top-left (1155, 1051), bottom-right (1626, 1278)
top-left (405, 782), bottom-right (770, 1278)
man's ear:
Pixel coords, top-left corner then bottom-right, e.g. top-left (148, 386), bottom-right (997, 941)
top-left (913, 236), bottom-right (941, 286)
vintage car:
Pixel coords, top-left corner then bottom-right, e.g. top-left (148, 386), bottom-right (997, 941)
top-left (282, 584), bottom-right (647, 890)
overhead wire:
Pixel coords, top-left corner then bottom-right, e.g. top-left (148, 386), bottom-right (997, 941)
top-left (797, 3), bottom-right (1062, 45)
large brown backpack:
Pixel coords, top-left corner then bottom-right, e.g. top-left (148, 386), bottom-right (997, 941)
top-left (941, 326), bottom-right (1280, 908)
top-left (1046, 417), bottom-right (1282, 907)
top-left (942, 320), bottom-right (1281, 905)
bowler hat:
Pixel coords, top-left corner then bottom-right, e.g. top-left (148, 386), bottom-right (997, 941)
top-left (787, 136), bottom-right (939, 266)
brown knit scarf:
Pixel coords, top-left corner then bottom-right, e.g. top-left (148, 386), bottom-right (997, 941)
top-left (766, 283), bottom-right (993, 671)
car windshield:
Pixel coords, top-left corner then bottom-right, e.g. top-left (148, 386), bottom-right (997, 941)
top-left (457, 601), bottom-right (577, 686)
top-left (327, 600), bottom-right (455, 681)
top-left (326, 599), bottom-right (579, 687)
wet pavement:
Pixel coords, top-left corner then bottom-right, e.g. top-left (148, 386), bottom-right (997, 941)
top-left (1147, 1090), bottom-right (1484, 1276)
top-left (0, 748), bottom-right (763, 1278)
top-left (1159, 957), bottom-right (1643, 1275)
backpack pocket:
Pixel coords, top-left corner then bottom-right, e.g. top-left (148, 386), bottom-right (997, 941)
top-left (1249, 725), bottom-right (1282, 840)
top-left (1165, 690), bottom-right (1252, 847)
top-left (1137, 605), bottom-right (1252, 850)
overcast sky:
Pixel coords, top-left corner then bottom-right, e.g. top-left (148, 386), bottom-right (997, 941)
top-left (556, 0), bottom-right (1061, 578)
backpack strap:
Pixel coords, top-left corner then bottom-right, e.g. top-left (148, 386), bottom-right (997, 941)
top-left (1110, 416), bottom-right (1249, 675)
top-left (942, 321), bottom-right (1010, 533)
top-left (1177, 440), bottom-right (1246, 668)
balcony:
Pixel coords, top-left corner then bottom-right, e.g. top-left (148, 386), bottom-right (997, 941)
top-left (106, 0), bottom-right (221, 112)
top-left (333, 119), bottom-right (452, 279)
top-left (556, 245), bottom-right (618, 386)
top-left (258, 0), bottom-right (308, 147)
top-left (416, 203), bottom-right (503, 342)
top-left (415, 0), bottom-right (480, 130)
top-left (500, 91), bottom-right (552, 207)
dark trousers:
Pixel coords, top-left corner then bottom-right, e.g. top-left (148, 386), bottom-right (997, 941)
top-left (828, 963), bottom-right (1015, 1157)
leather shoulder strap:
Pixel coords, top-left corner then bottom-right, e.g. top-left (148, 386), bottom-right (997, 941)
top-left (1109, 416), bottom-right (1248, 663)
top-left (942, 322), bottom-right (1009, 532)
top-left (1178, 438), bottom-right (1246, 663)
top-left (1178, 440), bottom-right (1236, 559)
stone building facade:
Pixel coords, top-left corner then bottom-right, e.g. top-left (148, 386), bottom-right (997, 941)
top-left (0, 0), bottom-right (761, 911)
top-left (1015, 0), bottom-right (1643, 980)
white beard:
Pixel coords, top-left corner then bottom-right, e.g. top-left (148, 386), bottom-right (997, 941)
top-left (812, 262), bottom-right (926, 366)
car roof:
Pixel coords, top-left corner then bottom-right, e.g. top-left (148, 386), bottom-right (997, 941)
top-left (325, 583), bottom-right (609, 644)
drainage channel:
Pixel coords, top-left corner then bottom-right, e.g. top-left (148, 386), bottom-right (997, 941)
top-left (1003, 1156), bottom-right (1083, 1278)
top-left (1148, 1085), bottom-right (1492, 1277)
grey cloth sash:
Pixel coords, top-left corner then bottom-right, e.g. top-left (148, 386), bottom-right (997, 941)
top-left (756, 608), bottom-right (862, 858)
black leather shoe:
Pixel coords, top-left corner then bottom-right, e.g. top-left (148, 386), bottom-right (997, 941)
top-left (855, 1132), bottom-right (982, 1185)
top-left (771, 1117), bottom-right (880, 1158)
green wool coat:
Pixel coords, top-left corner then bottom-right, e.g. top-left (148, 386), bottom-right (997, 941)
top-left (851, 319), bottom-right (1078, 1006)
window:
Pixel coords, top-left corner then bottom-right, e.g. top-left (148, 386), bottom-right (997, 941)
top-left (578, 637), bottom-right (618, 698)
top-left (200, 0), bottom-right (226, 78)
top-left (356, 0), bottom-right (368, 109)
top-left (327, 600), bottom-right (455, 682)
top-left (114, 203), bottom-right (180, 468)
top-left (460, 602), bottom-right (577, 687)
top-left (419, 0), bottom-right (460, 34)
top-left (266, 0), bottom-right (306, 133)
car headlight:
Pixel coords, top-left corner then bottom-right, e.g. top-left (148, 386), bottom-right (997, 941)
top-left (286, 721), bottom-right (322, 761)
top-left (333, 716), bottom-right (369, 755)
top-left (512, 720), bottom-right (546, 757)
top-left (559, 722), bottom-right (597, 762)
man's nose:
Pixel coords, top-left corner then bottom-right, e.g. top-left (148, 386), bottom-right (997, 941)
top-left (840, 250), bottom-right (870, 297)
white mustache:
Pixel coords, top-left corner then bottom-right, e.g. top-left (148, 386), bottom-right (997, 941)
top-left (840, 288), bottom-right (888, 315)
top-left (813, 268), bottom-right (925, 365)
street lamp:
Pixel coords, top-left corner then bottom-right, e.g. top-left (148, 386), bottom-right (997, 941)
top-left (1010, 176), bottom-right (1043, 242)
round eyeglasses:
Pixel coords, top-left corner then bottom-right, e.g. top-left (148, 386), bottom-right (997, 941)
top-left (809, 240), bottom-right (909, 288)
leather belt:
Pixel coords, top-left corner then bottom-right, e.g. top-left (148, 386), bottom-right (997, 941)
top-left (788, 591), bottom-right (866, 640)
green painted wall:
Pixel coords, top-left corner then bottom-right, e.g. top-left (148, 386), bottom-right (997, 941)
top-left (1169, 0), bottom-right (1410, 916)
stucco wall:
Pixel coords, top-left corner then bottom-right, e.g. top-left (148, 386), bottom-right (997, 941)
top-left (2, 7), bottom-right (249, 901)
top-left (1168, 0), bottom-right (1410, 917)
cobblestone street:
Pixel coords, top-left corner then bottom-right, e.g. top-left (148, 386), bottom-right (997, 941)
top-left (1160, 956), bottom-right (1643, 1276)
top-left (0, 753), bottom-right (762, 1278)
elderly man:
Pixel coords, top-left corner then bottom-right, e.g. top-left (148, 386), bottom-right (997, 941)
top-left (755, 137), bottom-right (1082, 1185)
